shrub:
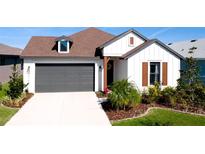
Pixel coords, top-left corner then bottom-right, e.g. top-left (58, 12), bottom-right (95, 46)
top-left (141, 82), bottom-right (161, 104)
top-left (108, 79), bottom-right (141, 110)
top-left (160, 87), bottom-right (176, 107)
top-left (175, 90), bottom-right (189, 109)
top-left (141, 91), bottom-right (150, 104)
top-left (7, 65), bottom-right (26, 99)
top-left (0, 96), bottom-right (12, 105)
top-left (191, 84), bottom-right (205, 107)
top-left (0, 82), bottom-right (2, 91)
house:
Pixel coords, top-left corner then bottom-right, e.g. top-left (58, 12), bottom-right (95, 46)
top-left (168, 38), bottom-right (205, 84)
top-left (21, 28), bottom-right (184, 93)
top-left (0, 43), bottom-right (22, 83)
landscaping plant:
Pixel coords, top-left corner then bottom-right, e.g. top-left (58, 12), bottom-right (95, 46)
top-left (0, 82), bottom-right (2, 91)
top-left (177, 47), bottom-right (205, 108)
top-left (141, 82), bottom-right (161, 104)
top-left (160, 86), bottom-right (176, 107)
top-left (108, 79), bottom-right (141, 110)
top-left (7, 65), bottom-right (26, 99)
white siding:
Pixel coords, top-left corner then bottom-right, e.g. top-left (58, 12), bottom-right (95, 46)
top-left (114, 59), bottom-right (127, 81)
top-left (103, 32), bottom-right (145, 57)
top-left (127, 43), bottom-right (181, 90)
top-left (23, 58), bottom-right (103, 93)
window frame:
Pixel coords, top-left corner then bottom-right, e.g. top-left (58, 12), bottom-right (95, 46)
top-left (58, 40), bottom-right (69, 53)
top-left (60, 40), bottom-right (68, 52)
top-left (148, 61), bottom-right (162, 86)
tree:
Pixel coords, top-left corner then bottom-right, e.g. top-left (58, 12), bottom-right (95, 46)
top-left (177, 46), bottom-right (204, 106)
top-left (7, 65), bottom-right (25, 99)
top-left (177, 46), bottom-right (201, 90)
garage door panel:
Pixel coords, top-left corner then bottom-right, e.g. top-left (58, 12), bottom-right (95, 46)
top-left (35, 64), bottom-right (94, 92)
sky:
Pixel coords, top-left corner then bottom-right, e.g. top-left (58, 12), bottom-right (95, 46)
top-left (1, 27), bottom-right (205, 49)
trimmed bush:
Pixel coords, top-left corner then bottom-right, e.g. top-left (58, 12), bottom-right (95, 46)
top-left (108, 79), bottom-right (141, 110)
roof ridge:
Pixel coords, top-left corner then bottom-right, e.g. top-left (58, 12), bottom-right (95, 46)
top-left (68, 27), bottom-right (115, 38)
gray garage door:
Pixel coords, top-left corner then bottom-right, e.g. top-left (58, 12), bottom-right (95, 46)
top-left (35, 64), bottom-right (95, 92)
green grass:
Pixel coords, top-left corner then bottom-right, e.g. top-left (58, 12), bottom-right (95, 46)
top-left (0, 105), bottom-right (18, 125)
top-left (0, 83), bottom-right (18, 125)
top-left (0, 83), bottom-right (9, 99)
top-left (112, 108), bottom-right (205, 126)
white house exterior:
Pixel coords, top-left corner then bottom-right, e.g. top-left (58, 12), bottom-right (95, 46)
top-left (21, 28), bottom-right (184, 93)
top-left (126, 43), bottom-right (181, 90)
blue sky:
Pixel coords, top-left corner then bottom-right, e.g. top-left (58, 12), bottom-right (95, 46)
top-left (1, 27), bottom-right (205, 49)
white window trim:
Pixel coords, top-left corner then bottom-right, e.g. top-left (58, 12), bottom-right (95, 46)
top-left (147, 60), bottom-right (162, 86)
top-left (58, 40), bottom-right (69, 53)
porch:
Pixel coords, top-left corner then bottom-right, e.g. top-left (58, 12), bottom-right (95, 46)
top-left (103, 56), bottom-right (127, 91)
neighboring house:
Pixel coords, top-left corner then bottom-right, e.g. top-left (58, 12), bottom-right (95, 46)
top-left (168, 38), bottom-right (205, 84)
top-left (21, 28), bottom-right (184, 93)
top-left (0, 43), bottom-right (22, 83)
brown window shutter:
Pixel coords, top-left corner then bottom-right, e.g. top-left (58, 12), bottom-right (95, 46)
top-left (142, 62), bottom-right (148, 86)
top-left (130, 37), bottom-right (134, 45)
top-left (162, 62), bottom-right (168, 86)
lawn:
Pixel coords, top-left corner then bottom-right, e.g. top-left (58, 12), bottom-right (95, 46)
top-left (0, 83), bottom-right (18, 125)
top-left (112, 108), bottom-right (205, 126)
top-left (0, 83), bottom-right (9, 99)
top-left (0, 105), bottom-right (18, 125)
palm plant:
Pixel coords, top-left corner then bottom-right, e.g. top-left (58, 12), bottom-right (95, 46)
top-left (108, 79), bottom-right (141, 110)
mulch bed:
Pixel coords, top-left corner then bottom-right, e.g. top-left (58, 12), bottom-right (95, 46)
top-left (2, 93), bottom-right (33, 108)
top-left (95, 91), bottom-right (107, 98)
top-left (101, 101), bottom-right (205, 121)
top-left (101, 101), bottom-right (165, 120)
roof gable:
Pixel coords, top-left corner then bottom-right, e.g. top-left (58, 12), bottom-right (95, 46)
top-left (122, 39), bottom-right (184, 59)
top-left (98, 29), bottom-right (149, 49)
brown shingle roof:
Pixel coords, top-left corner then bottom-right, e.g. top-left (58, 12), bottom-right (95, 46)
top-left (21, 28), bottom-right (115, 58)
top-left (0, 43), bottom-right (22, 56)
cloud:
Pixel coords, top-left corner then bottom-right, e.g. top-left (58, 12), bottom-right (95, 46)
top-left (149, 28), bottom-right (174, 38)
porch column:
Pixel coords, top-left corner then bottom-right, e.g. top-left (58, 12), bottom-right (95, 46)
top-left (103, 56), bottom-right (108, 91)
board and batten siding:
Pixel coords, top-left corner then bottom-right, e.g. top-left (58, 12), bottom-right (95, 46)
top-left (103, 32), bottom-right (145, 57)
top-left (127, 43), bottom-right (181, 90)
top-left (113, 59), bottom-right (128, 81)
top-left (23, 58), bottom-right (103, 93)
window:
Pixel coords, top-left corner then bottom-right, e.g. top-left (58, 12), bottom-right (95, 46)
top-left (60, 40), bottom-right (67, 51)
top-left (129, 37), bottom-right (134, 46)
top-left (150, 62), bottom-right (160, 85)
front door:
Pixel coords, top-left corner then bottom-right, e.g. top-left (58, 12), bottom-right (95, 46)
top-left (107, 60), bottom-right (114, 86)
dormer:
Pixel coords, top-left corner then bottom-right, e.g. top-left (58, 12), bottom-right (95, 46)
top-left (55, 35), bottom-right (72, 53)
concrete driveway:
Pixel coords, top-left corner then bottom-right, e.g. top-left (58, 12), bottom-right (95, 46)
top-left (6, 92), bottom-right (111, 126)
